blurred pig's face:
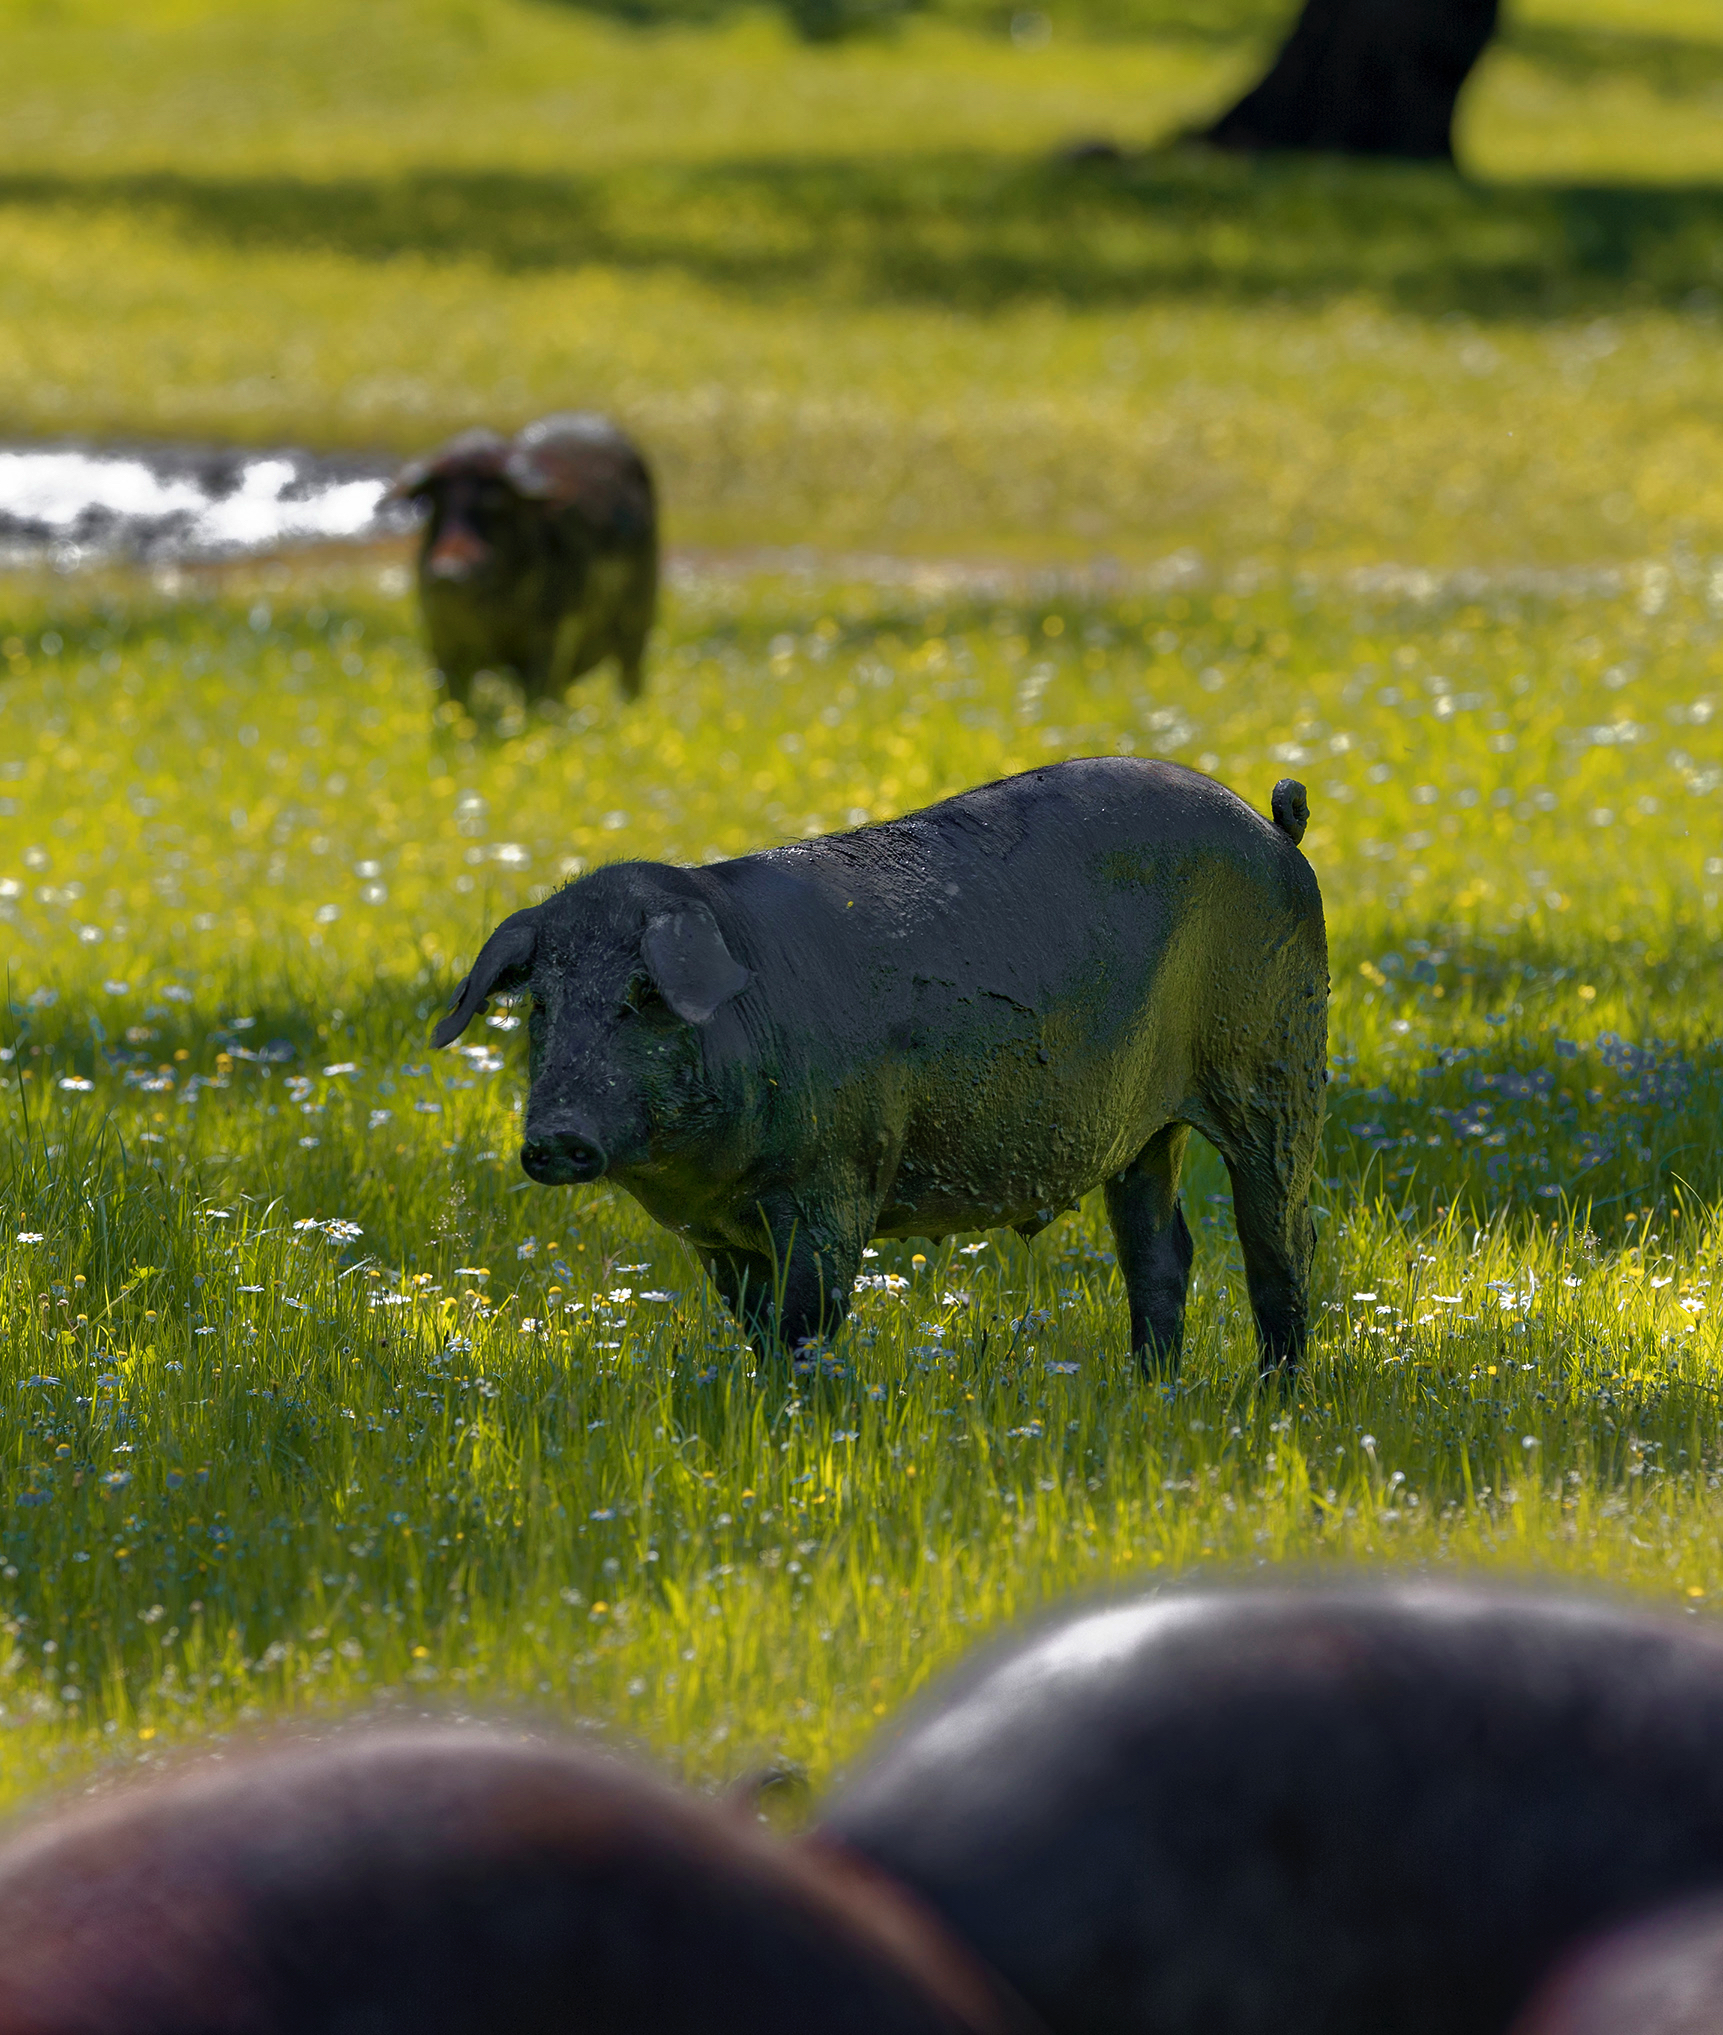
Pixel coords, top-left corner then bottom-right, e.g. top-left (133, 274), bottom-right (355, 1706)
top-left (422, 473), bottom-right (531, 587)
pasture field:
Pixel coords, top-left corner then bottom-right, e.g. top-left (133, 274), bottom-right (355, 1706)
top-left (3, 0), bottom-right (1723, 1815)
top-left (0, 548), bottom-right (1721, 1807)
top-left (3, 0), bottom-right (1723, 563)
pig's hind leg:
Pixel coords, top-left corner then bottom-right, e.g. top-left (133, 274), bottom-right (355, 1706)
top-left (612, 594), bottom-right (652, 702)
top-left (615, 640), bottom-right (646, 703)
top-left (1214, 1109), bottom-right (1319, 1377)
top-left (614, 550), bottom-right (656, 702)
top-left (1104, 1123), bottom-right (1195, 1373)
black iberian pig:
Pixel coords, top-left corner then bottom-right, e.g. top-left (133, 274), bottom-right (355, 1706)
top-left (390, 412), bottom-right (657, 709)
top-left (432, 757), bottom-right (1328, 1369)
top-left (813, 1583), bottom-right (1723, 2035)
top-left (0, 1727), bottom-right (1036, 2035)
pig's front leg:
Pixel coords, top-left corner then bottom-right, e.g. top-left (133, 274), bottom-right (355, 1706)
top-left (699, 1247), bottom-right (783, 1351)
top-left (701, 1194), bottom-right (867, 1356)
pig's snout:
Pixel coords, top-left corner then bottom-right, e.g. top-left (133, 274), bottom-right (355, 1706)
top-left (426, 524), bottom-right (493, 582)
top-left (521, 1126), bottom-right (608, 1185)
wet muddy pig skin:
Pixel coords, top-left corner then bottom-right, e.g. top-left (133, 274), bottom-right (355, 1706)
top-left (814, 1584), bottom-right (1723, 2035)
top-left (1511, 1895), bottom-right (1723, 2035)
top-left (390, 412), bottom-right (657, 708)
top-left (431, 757), bottom-right (1328, 1367)
top-left (0, 1728), bottom-right (1035, 2035)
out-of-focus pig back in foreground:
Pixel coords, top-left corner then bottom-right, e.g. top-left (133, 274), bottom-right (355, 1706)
top-left (815, 1583), bottom-right (1723, 2035)
top-left (0, 1727), bottom-right (1036, 2035)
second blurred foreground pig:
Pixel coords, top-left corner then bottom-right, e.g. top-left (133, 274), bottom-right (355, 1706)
top-left (391, 413), bottom-right (657, 709)
top-left (815, 1584), bottom-right (1723, 2035)
top-left (0, 1727), bottom-right (1035, 2035)
top-left (1511, 1895), bottom-right (1723, 2035)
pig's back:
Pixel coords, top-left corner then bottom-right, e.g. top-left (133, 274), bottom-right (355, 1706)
top-left (717, 759), bottom-right (1323, 1230)
top-left (746, 757), bottom-right (1320, 1035)
top-left (919, 755), bottom-right (1316, 946)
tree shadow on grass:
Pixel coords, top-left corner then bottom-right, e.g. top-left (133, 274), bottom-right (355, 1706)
top-left (1498, 18), bottom-right (1723, 96)
top-left (1322, 926), bottom-right (1723, 1232)
top-left (3, 151), bottom-right (1722, 316)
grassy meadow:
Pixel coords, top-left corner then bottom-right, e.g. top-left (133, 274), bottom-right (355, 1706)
top-left (1, 551), bottom-right (1722, 1804)
top-left (3, 0), bottom-right (1723, 563)
top-left (2, 0), bottom-right (1723, 1810)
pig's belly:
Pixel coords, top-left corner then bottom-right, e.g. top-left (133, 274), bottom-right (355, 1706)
top-left (876, 1073), bottom-right (1163, 1239)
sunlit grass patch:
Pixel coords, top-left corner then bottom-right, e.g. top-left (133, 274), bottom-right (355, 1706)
top-left (0, 550), bottom-right (1720, 1808)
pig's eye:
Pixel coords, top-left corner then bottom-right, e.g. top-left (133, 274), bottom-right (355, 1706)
top-left (621, 978), bottom-right (671, 1021)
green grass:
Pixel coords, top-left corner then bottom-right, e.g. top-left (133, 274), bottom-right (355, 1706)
top-left (5, 0), bottom-right (1723, 1817)
top-left (1, 549), bottom-right (1723, 1805)
top-left (4, 0), bottom-right (1723, 560)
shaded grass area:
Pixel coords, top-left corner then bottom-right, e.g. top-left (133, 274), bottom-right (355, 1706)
top-left (0, 554), bottom-right (1720, 1803)
top-left (4, 1), bottom-right (1723, 559)
top-left (1508, 20), bottom-right (1723, 94)
top-left (5, 208), bottom-right (1720, 564)
top-left (5, 153), bottom-right (1722, 317)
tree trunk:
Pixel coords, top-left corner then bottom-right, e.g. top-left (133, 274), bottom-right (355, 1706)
top-left (1201, 0), bottom-right (1500, 163)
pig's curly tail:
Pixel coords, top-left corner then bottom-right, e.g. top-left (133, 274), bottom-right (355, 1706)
top-left (1271, 778), bottom-right (1309, 845)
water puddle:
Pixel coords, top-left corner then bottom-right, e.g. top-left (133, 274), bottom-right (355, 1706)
top-left (0, 442), bottom-right (417, 567)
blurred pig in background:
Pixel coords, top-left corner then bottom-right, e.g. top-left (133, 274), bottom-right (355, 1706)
top-left (392, 412), bottom-right (657, 712)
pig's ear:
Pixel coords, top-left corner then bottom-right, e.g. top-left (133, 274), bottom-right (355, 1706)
top-left (384, 452), bottom-right (438, 503)
top-left (386, 428), bottom-right (510, 502)
top-left (641, 906), bottom-right (750, 1025)
top-left (432, 908), bottom-right (539, 1048)
top-left (504, 413), bottom-right (623, 502)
